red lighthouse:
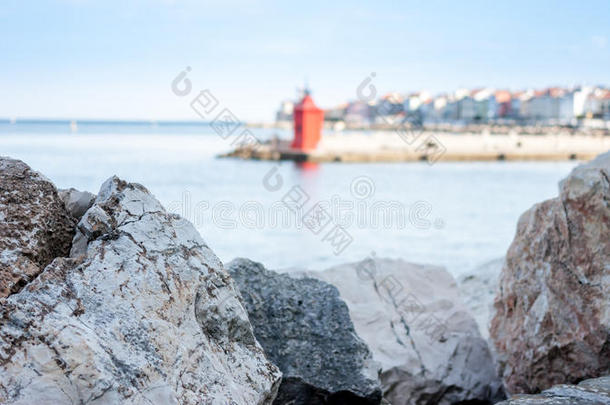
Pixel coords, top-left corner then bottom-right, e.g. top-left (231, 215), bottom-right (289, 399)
top-left (291, 91), bottom-right (324, 150)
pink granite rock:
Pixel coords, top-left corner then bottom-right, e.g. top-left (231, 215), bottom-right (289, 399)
top-left (491, 152), bottom-right (610, 394)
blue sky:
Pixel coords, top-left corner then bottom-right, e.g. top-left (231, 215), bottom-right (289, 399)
top-left (1, 0), bottom-right (609, 122)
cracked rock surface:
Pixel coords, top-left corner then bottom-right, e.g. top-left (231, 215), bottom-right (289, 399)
top-left (227, 258), bottom-right (383, 405)
top-left (0, 171), bottom-right (281, 404)
top-left (490, 152), bottom-right (610, 394)
top-left (0, 157), bottom-right (76, 299)
top-left (304, 257), bottom-right (506, 405)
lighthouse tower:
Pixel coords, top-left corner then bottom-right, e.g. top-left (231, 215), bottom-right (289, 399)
top-left (291, 90), bottom-right (324, 150)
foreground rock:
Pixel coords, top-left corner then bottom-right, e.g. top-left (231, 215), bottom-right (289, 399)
top-left (228, 258), bottom-right (382, 405)
top-left (491, 151), bottom-right (610, 394)
top-left (0, 174), bottom-right (281, 404)
top-left (457, 258), bottom-right (504, 340)
top-left (58, 187), bottom-right (96, 219)
top-left (305, 257), bottom-right (506, 405)
top-left (0, 157), bottom-right (75, 298)
top-left (497, 376), bottom-right (610, 404)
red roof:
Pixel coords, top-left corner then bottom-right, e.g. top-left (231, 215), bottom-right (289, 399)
top-left (549, 87), bottom-right (566, 98)
top-left (495, 90), bottom-right (512, 103)
top-left (594, 91), bottom-right (610, 100)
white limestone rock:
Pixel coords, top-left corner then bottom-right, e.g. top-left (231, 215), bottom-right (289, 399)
top-left (0, 176), bottom-right (281, 404)
top-left (303, 257), bottom-right (506, 405)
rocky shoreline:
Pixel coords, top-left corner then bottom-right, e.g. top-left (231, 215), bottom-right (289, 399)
top-left (0, 152), bottom-right (608, 404)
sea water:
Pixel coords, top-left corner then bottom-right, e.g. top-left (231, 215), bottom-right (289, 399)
top-left (0, 121), bottom-right (578, 276)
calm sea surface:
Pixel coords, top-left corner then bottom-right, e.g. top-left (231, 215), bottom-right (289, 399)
top-left (0, 121), bottom-right (579, 276)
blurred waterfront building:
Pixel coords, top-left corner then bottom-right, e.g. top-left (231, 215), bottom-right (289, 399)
top-left (325, 103), bottom-right (348, 123)
top-left (344, 100), bottom-right (373, 126)
top-left (494, 90), bottom-right (513, 118)
top-left (276, 84), bottom-right (610, 129)
top-left (585, 88), bottom-right (610, 119)
top-left (276, 100), bottom-right (294, 123)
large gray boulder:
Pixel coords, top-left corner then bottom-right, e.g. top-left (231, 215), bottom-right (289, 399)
top-left (227, 258), bottom-right (383, 405)
top-left (457, 258), bottom-right (504, 340)
top-left (497, 375), bottom-right (610, 404)
top-left (305, 257), bottom-right (506, 405)
top-left (491, 151), bottom-right (610, 394)
top-left (0, 157), bottom-right (75, 298)
top-left (0, 174), bottom-right (281, 404)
